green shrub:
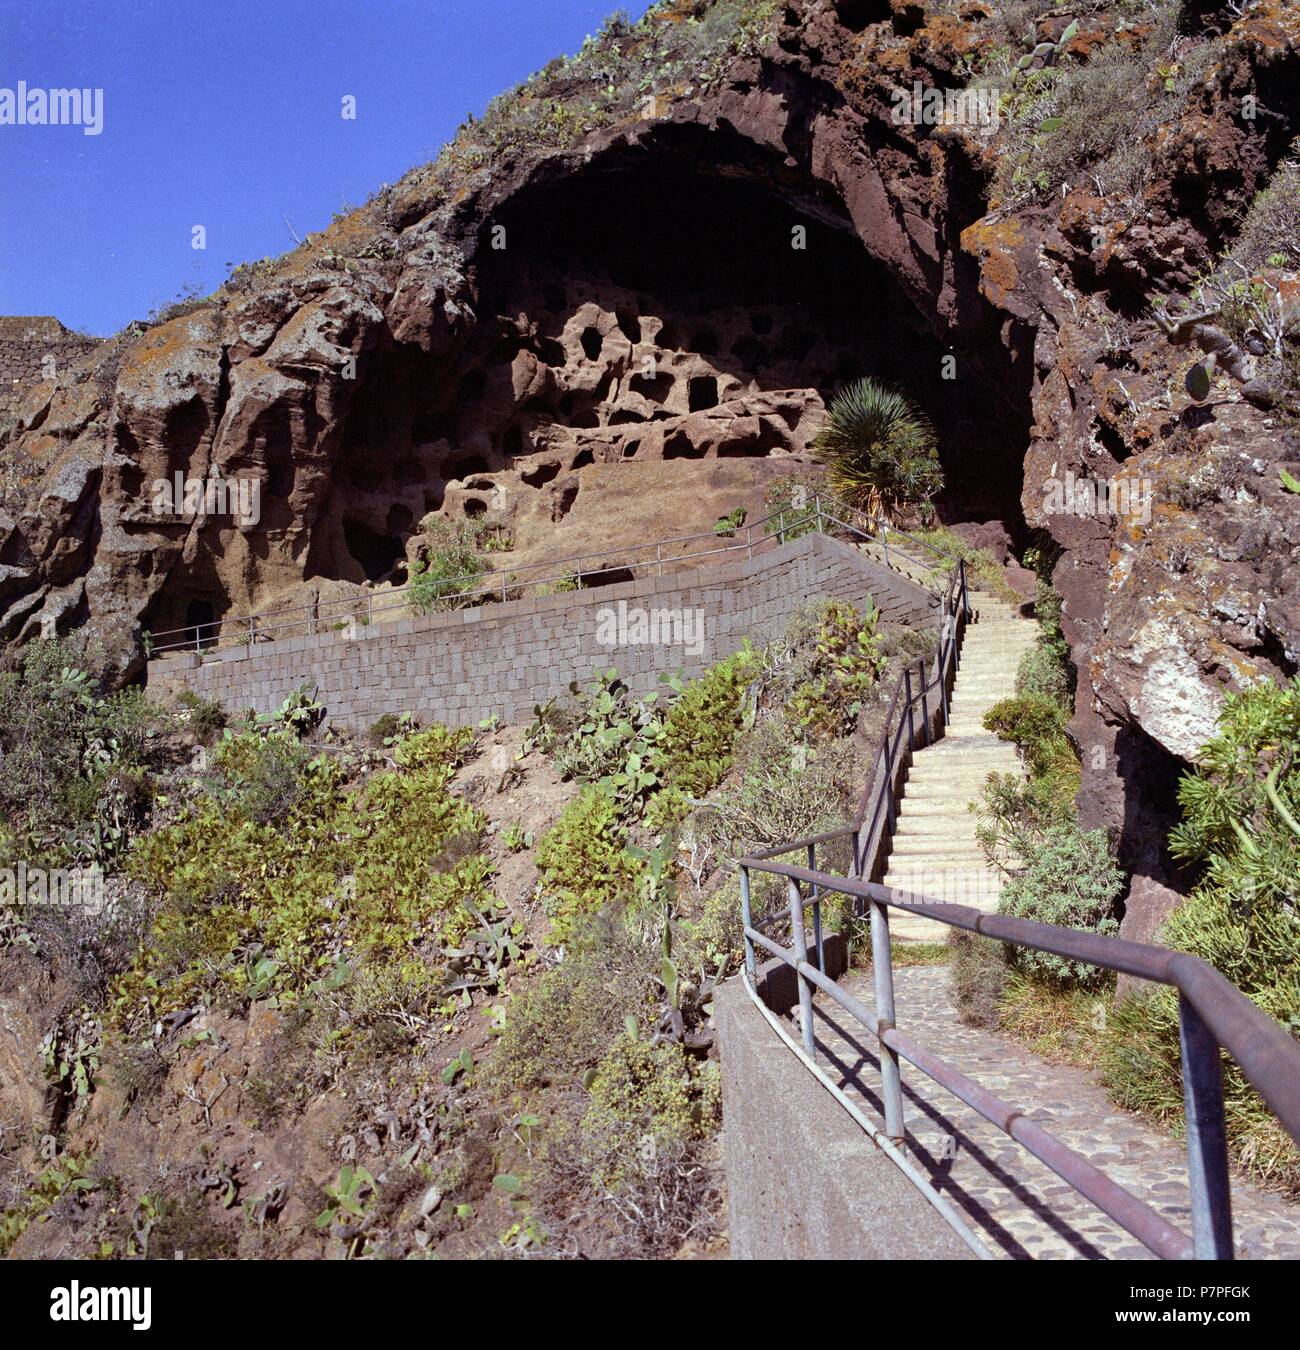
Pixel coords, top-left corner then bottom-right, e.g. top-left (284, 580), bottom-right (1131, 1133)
top-left (997, 824), bottom-right (1123, 988)
top-left (490, 919), bottom-right (657, 1094)
top-left (991, 7), bottom-right (1195, 201)
top-left (1216, 148), bottom-right (1300, 275)
top-left (700, 722), bottom-right (855, 855)
top-left (536, 787), bottom-right (644, 942)
top-left (176, 689), bottom-right (226, 744)
top-left (762, 472), bottom-right (837, 542)
top-left (256, 683), bottom-right (324, 737)
top-left (0, 639), bottom-right (164, 866)
top-left (812, 377), bottom-right (942, 520)
top-left (432, 0), bottom-right (782, 173)
top-left (117, 721), bottom-right (494, 1027)
top-left (644, 784), bottom-right (693, 836)
top-left (983, 694), bottom-right (1079, 781)
top-left (658, 647), bottom-right (758, 797)
top-left (209, 729), bottom-right (313, 825)
top-left (949, 930), bottom-right (1008, 1028)
top-left (910, 525), bottom-right (1020, 604)
top-left (391, 723), bottom-right (475, 771)
top-left (975, 770), bottom-right (1077, 869)
top-left (0, 1152), bottom-right (98, 1257)
top-left (999, 969), bottom-right (1107, 1066)
top-left (785, 599), bottom-right (885, 739)
top-left (581, 1032), bottom-right (721, 1187)
top-left (1102, 677), bottom-right (1300, 1191)
top-left (553, 669), bottom-right (666, 814)
top-left (1016, 642), bottom-right (1073, 707)
top-left (408, 519), bottom-right (487, 613)
top-left (536, 570), bottom-right (579, 596)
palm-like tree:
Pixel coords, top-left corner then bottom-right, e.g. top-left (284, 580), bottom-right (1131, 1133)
top-left (812, 377), bottom-right (943, 521)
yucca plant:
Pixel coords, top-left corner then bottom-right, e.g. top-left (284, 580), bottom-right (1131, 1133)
top-left (812, 377), bottom-right (943, 520)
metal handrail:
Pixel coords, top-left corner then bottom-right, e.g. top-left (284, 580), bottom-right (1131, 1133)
top-left (732, 544), bottom-right (1299, 1260)
top-left (146, 493), bottom-right (942, 656)
top-left (850, 557), bottom-right (969, 881)
top-left (734, 854), bottom-right (1300, 1260)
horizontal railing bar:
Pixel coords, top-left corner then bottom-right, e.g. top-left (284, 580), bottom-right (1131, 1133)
top-left (150, 494), bottom-right (960, 652)
top-left (744, 923), bottom-right (1193, 1259)
top-left (744, 827), bottom-right (859, 861)
top-left (740, 858), bottom-right (1182, 982)
top-left (882, 1025), bottom-right (1192, 1260)
top-left (150, 500), bottom-right (838, 644)
top-left (739, 858), bottom-right (1300, 1146)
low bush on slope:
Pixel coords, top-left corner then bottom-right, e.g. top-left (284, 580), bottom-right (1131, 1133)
top-left (1, 596), bottom-right (911, 1258)
top-left (0, 637), bottom-right (165, 869)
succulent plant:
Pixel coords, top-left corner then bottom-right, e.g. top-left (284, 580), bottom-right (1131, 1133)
top-left (1016, 18), bottom-right (1079, 72)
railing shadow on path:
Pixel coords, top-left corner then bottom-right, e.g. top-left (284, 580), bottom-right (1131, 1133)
top-left (733, 521), bottom-right (1300, 1261)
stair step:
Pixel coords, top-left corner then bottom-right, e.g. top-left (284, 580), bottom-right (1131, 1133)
top-left (910, 762), bottom-right (1018, 772)
top-left (896, 795), bottom-right (985, 810)
top-left (905, 764), bottom-right (1018, 777)
top-left (893, 820), bottom-right (983, 838)
top-left (906, 758), bottom-right (1019, 772)
top-left (887, 845), bottom-right (1001, 863)
top-left (884, 875), bottom-right (1004, 889)
top-left (919, 739), bottom-right (1018, 752)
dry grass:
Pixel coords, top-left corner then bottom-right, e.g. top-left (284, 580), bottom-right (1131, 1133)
top-left (997, 970), bottom-right (1110, 1066)
top-left (891, 941), bottom-right (951, 968)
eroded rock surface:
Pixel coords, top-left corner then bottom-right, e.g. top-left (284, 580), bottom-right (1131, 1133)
top-left (1, 0), bottom-right (1297, 938)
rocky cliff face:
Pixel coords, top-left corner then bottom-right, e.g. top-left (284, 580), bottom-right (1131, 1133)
top-left (1, 0), bottom-right (1296, 937)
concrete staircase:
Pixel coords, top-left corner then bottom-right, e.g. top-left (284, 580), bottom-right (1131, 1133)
top-left (882, 597), bottom-right (1040, 941)
top-left (857, 538), bottom-right (942, 593)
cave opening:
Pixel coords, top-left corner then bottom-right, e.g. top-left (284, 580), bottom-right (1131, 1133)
top-left (146, 574), bottom-right (230, 651)
top-left (342, 517), bottom-right (405, 583)
top-left (305, 130), bottom-right (1033, 600)
top-left (185, 599), bottom-right (215, 647)
top-left (475, 146), bottom-right (1030, 522)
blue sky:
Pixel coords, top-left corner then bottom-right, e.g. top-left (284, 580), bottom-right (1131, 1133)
top-left (0, 0), bottom-right (654, 336)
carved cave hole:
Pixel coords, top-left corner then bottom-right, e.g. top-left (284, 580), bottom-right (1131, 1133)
top-left (688, 375), bottom-right (720, 411)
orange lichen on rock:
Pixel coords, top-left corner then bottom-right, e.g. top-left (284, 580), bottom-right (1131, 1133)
top-left (960, 215), bottom-right (1025, 310)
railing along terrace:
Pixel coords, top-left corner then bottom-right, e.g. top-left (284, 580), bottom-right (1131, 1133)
top-left (736, 856), bottom-right (1300, 1261)
top-left (146, 495), bottom-right (944, 655)
top-left (735, 540), bottom-right (1300, 1260)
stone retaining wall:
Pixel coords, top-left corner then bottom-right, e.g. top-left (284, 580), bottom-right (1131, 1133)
top-left (715, 979), bottom-right (976, 1260)
top-left (146, 532), bottom-right (937, 729)
top-left (0, 316), bottom-right (101, 412)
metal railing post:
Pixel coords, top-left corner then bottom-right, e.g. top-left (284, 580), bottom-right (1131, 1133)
top-left (939, 618), bottom-right (952, 726)
top-left (881, 519), bottom-right (890, 567)
top-left (739, 865), bottom-right (756, 982)
top-left (882, 728), bottom-right (897, 832)
top-left (807, 842), bottom-right (824, 972)
top-left (1178, 994), bottom-right (1234, 1259)
top-left (870, 898), bottom-right (905, 1140)
top-left (904, 665), bottom-right (915, 757)
top-left (656, 541), bottom-right (663, 576)
top-left (918, 657), bottom-right (930, 746)
top-left (788, 877), bottom-right (816, 1059)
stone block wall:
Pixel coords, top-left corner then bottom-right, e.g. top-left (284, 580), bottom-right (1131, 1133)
top-left (146, 532), bottom-right (937, 730)
top-left (0, 316), bottom-right (102, 412)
